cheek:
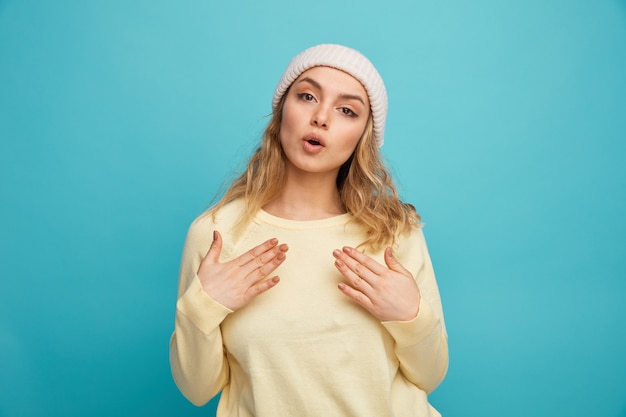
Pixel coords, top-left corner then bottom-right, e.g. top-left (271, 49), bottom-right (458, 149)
top-left (278, 115), bottom-right (291, 145)
top-left (279, 104), bottom-right (298, 137)
top-left (341, 125), bottom-right (367, 152)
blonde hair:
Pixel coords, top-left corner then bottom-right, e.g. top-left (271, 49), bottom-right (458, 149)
top-left (207, 95), bottom-right (420, 251)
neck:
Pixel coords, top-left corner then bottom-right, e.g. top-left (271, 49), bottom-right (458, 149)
top-left (263, 170), bottom-right (344, 221)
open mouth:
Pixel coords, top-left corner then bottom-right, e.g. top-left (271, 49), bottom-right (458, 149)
top-left (307, 139), bottom-right (322, 146)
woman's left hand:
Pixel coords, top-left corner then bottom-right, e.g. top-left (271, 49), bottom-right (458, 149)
top-left (333, 246), bottom-right (421, 322)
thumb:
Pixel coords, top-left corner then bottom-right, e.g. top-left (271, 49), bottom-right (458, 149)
top-left (384, 247), bottom-right (408, 274)
top-left (204, 230), bottom-right (223, 264)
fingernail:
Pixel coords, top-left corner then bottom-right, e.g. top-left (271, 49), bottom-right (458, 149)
top-left (270, 238), bottom-right (278, 245)
top-left (332, 249), bottom-right (341, 257)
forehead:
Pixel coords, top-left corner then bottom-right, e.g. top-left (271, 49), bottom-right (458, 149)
top-left (294, 66), bottom-right (369, 103)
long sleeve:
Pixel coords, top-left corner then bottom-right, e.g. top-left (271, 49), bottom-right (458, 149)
top-left (382, 228), bottom-right (449, 394)
top-left (169, 203), bottom-right (447, 416)
top-left (169, 217), bottom-right (233, 406)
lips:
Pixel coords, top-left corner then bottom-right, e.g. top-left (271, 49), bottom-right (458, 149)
top-left (301, 133), bottom-right (326, 154)
top-left (303, 133), bottom-right (325, 147)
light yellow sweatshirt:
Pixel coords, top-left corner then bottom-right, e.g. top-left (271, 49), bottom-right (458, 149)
top-left (170, 200), bottom-right (448, 417)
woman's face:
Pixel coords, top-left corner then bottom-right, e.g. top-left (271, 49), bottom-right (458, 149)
top-left (279, 66), bottom-right (370, 178)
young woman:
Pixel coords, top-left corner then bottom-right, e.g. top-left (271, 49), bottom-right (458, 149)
top-left (170, 44), bottom-right (448, 416)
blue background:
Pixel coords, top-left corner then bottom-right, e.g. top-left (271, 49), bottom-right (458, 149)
top-left (1, 1), bottom-right (625, 416)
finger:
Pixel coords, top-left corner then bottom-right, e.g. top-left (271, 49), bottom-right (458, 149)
top-left (248, 249), bottom-right (287, 282)
top-left (247, 276), bottom-right (281, 298)
top-left (341, 246), bottom-right (387, 276)
top-left (253, 243), bottom-right (289, 268)
top-left (337, 282), bottom-right (373, 311)
top-left (333, 254), bottom-right (374, 294)
top-left (384, 247), bottom-right (411, 276)
top-left (238, 241), bottom-right (288, 278)
top-left (203, 230), bottom-right (223, 264)
top-left (333, 248), bottom-right (381, 286)
top-left (238, 238), bottom-right (280, 267)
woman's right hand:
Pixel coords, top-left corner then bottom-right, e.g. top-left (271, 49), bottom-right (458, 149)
top-left (197, 230), bottom-right (289, 311)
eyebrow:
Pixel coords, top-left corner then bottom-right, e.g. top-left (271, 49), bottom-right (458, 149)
top-left (297, 76), bottom-right (366, 106)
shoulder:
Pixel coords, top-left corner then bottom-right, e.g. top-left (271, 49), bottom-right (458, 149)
top-left (396, 223), bottom-right (427, 248)
top-left (393, 224), bottom-right (430, 270)
top-left (186, 199), bottom-right (247, 245)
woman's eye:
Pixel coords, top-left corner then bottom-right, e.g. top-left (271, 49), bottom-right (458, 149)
top-left (297, 93), bottom-right (315, 102)
top-left (341, 107), bottom-right (357, 118)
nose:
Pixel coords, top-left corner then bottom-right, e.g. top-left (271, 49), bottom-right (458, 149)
top-left (311, 106), bottom-right (330, 128)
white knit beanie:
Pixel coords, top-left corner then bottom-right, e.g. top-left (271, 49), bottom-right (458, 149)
top-left (272, 44), bottom-right (388, 147)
